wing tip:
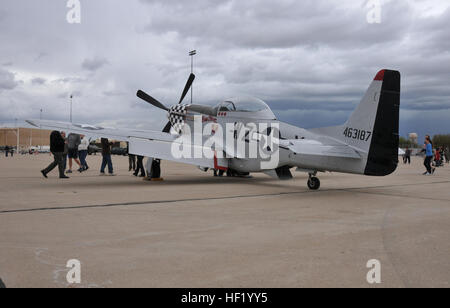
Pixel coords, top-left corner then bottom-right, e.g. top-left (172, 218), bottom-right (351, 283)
top-left (25, 120), bottom-right (38, 127)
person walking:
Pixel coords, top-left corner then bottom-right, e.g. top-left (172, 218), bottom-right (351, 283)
top-left (445, 147), bottom-right (449, 164)
top-left (66, 133), bottom-right (82, 173)
top-left (61, 132), bottom-right (68, 171)
top-left (150, 158), bottom-right (161, 179)
top-left (127, 143), bottom-right (136, 171)
top-left (78, 135), bottom-right (89, 172)
top-left (40, 131), bottom-right (69, 179)
top-left (143, 157), bottom-right (153, 180)
top-left (423, 138), bottom-right (435, 175)
top-left (134, 155), bottom-right (145, 177)
top-left (5, 145), bottom-right (9, 157)
top-left (129, 154), bottom-right (136, 171)
top-left (100, 138), bottom-right (115, 176)
top-left (435, 148), bottom-right (442, 167)
top-left (404, 147), bottom-right (411, 164)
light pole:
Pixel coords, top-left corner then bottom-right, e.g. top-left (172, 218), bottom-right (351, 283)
top-left (189, 50), bottom-right (196, 104)
top-left (40, 109), bottom-right (43, 148)
top-left (70, 94), bottom-right (73, 123)
top-left (15, 118), bottom-right (19, 151)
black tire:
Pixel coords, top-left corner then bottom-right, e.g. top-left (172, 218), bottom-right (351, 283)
top-left (307, 177), bottom-right (320, 190)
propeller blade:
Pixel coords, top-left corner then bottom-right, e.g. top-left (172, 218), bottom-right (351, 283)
top-left (162, 121), bottom-right (172, 133)
top-left (137, 90), bottom-right (169, 111)
top-left (178, 73), bottom-right (195, 104)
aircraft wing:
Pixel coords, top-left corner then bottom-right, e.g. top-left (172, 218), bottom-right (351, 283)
top-left (280, 139), bottom-right (362, 159)
top-left (26, 119), bottom-right (229, 170)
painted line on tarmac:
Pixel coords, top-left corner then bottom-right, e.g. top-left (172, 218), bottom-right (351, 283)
top-left (0, 190), bottom-right (312, 214)
top-left (1, 180), bottom-right (449, 215)
top-left (343, 180), bottom-right (450, 202)
top-left (344, 189), bottom-right (450, 203)
top-left (0, 174), bottom-right (133, 179)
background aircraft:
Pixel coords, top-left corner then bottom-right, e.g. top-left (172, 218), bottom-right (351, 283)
top-left (28, 69), bottom-right (400, 190)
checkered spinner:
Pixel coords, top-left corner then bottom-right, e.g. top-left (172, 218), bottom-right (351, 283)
top-left (168, 104), bottom-right (188, 132)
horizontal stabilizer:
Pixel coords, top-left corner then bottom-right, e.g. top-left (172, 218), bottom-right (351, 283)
top-left (280, 139), bottom-right (361, 159)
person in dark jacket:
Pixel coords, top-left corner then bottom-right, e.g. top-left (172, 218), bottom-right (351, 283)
top-left (41, 131), bottom-right (69, 178)
top-left (404, 147), bottom-right (411, 164)
top-left (100, 138), bottom-right (115, 175)
top-left (61, 131), bottom-right (68, 171)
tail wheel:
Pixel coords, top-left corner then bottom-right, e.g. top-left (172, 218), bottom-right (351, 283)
top-left (307, 177), bottom-right (320, 190)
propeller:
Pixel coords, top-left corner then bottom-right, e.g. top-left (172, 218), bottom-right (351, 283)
top-left (137, 73), bottom-right (196, 133)
top-left (178, 73), bottom-right (195, 104)
top-left (162, 121), bottom-right (172, 133)
top-left (136, 90), bottom-right (169, 111)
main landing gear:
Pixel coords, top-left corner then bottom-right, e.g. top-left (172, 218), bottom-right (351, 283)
top-left (307, 172), bottom-right (320, 190)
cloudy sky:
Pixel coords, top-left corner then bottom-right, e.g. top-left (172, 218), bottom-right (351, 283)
top-left (1, 0), bottom-right (449, 140)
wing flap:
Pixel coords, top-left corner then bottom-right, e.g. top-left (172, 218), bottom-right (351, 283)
top-left (129, 137), bottom-right (228, 169)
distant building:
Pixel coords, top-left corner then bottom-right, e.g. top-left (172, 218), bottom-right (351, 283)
top-left (0, 127), bottom-right (52, 150)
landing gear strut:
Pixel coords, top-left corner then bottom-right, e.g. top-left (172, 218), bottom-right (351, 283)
top-left (307, 172), bottom-right (320, 190)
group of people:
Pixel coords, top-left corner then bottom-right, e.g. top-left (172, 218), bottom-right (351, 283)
top-left (40, 131), bottom-right (116, 179)
top-left (40, 130), bottom-right (162, 180)
top-left (65, 132), bottom-right (90, 174)
top-left (422, 135), bottom-right (449, 176)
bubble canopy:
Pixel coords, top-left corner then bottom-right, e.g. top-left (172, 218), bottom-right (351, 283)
top-left (213, 96), bottom-right (276, 119)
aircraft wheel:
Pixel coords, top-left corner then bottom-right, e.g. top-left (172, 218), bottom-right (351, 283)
top-left (307, 177), bottom-right (320, 190)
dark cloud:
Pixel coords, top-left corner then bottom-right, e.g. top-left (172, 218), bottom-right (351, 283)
top-left (0, 0), bottom-right (449, 142)
top-left (0, 68), bottom-right (19, 90)
top-left (142, 0), bottom-right (412, 49)
top-left (81, 57), bottom-right (109, 71)
top-left (31, 77), bottom-right (46, 85)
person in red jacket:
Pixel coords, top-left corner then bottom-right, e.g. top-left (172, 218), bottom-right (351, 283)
top-left (435, 148), bottom-right (441, 167)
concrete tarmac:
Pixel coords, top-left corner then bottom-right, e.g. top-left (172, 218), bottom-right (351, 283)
top-left (0, 154), bottom-right (449, 288)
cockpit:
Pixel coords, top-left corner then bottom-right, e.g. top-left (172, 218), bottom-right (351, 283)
top-left (213, 96), bottom-right (276, 119)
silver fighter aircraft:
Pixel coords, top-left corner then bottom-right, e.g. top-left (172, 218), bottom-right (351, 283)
top-left (28, 69), bottom-right (400, 190)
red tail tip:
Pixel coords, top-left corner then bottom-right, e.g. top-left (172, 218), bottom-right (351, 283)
top-left (374, 70), bottom-right (385, 81)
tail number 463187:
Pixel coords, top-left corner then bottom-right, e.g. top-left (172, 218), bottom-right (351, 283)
top-left (343, 127), bottom-right (372, 141)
